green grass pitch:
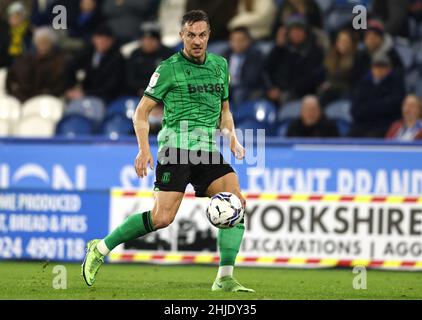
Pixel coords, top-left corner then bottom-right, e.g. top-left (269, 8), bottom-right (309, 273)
top-left (0, 261), bottom-right (421, 300)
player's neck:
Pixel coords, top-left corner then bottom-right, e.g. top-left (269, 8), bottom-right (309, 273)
top-left (182, 48), bottom-right (206, 64)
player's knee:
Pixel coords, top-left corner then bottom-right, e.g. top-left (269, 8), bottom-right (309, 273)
top-left (152, 212), bottom-right (175, 230)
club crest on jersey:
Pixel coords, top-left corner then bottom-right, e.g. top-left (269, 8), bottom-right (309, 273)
top-left (148, 72), bottom-right (160, 88)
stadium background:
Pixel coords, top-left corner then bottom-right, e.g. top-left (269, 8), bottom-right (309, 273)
top-left (1, 0), bottom-right (422, 300)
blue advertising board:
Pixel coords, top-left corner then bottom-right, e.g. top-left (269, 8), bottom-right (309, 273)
top-left (1, 138), bottom-right (422, 195)
top-left (0, 189), bottom-right (109, 261)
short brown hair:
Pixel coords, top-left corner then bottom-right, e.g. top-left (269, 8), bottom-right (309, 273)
top-left (181, 10), bottom-right (210, 29)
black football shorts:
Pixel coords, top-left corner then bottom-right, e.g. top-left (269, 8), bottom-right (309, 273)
top-left (154, 148), bottom-right (235, 197)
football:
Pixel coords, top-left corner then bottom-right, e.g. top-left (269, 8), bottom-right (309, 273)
top-left (206, 192), bottom-right (244, 229)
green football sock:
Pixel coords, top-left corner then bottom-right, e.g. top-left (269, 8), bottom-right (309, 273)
top-left (104, 211), bottom-right (155, 251)
top-left (217, 223), bottom-right (245, 266)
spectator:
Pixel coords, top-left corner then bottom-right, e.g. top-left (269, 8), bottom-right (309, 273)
top-left (102, 0), bottom-right (160, 44)
top-left (6, 27), bottom-right (66, 101)
top-left (352, 19), bottom-right (403, 84)
top-left (409, 0), bottom-right (422, 23)
top-left (227, 0), bottom-right (277, 40)
top-left (186, 0), bottom-right (239, 41)
top-left (67, 0), bottom-right (102, 41)
top-left (319, 28), bottom-right (359, 106)
top-left (386, 95), bottom-right (422, 141)
top-left (0, 0), bottom-right (31, 22)
top-left (286, 95), bottom-right (339, 138)
top-left (350, 55), bottom-right (406, 138)
top-left (223, 27), bottom-right (264, 105)
top-left (264, 15), bottom-right (325, 105)
top-left (125, 25), bottom-right (174, 97)
top-left (276, 0), bottom-right (323, 30)
top-left (371, 0), bottom-right (409, 37)
top-left (66, 25), bottom-right (125, 103)
top-left (0, 1), bottom-right (32, 68)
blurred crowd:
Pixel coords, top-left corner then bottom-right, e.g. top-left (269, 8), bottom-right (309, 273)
top-left (1, 0), bottom-right (422, 141)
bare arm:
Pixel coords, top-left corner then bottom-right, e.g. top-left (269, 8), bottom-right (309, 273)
top-left (132, 95), bottom-right (159, 177)
top-left (220, 100), bottom-right (245, 160)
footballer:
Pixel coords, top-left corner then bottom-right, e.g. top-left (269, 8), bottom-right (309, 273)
top-left (81, 10), bottom-right (254, 293)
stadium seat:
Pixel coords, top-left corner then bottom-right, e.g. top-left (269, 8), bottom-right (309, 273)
top-left (101, 114), bottom-right (134, 139)
top-left (120, 40), bottom-right (140, 59)
top-left (235, 100), bottom-right (277, 125)
top-left (207, 41), bottom-right (229, 56)
top-left (315, 0), bottom-right (334, 14)
top-left (65, 97), bottom-right (106, 123)
top-left (107, 96), bottom-right (139, 119)
top-left (335, 119), bottom-right (351, 137)
top-left (256, 41), bottom-right (274, 56)
top-left (0, 95), bottom-right (21, 122)
top-left (325, 99), bottom-right (352, 123)
top-left (55, 114), bottom-right (96, 137)
top-left (278, 99), bottom-right (302, 122)
top-left (0, 68), bottom-right (7, 97)
top-left (277, 120), bottom-right (292, 137)
top-left (326, 9), bottom-right (353, 33)
top-left (13, 116), bottom-right (55, 137)
top-left (0, 119), bottom-right (10, 136)
top-left (395, 41), bottom-right (414, 70)
top-left (236, 119), bottom-right (266, 134)
top-left (415, 79), bottom-right (422, 99)
top-left (405, 68), bottom-right (420, 92)
top-left (21, 95), bottom-right (64, 122)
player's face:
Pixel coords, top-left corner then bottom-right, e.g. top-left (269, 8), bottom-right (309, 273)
top-left (180, 21), bottom-right (210, 61)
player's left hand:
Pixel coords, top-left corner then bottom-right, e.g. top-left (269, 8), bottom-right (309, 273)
top-left (230, 136), bottom-right (245, 160)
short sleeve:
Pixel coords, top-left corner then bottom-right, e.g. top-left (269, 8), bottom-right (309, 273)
top-left (144, 63), bottom-right (172, 102)
top-left (222, 58), bottom-right (229, 101)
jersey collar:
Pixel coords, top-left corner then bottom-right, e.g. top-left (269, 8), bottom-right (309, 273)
top-left (180, 50), bottom-right (207, 65)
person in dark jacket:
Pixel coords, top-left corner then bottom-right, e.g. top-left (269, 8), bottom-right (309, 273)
top-left (223, 26), bottom-right (264, 105)
top-left (6, 26), bottom-right (66, 101)
top-left (125, 25), bottom-right (174, 97)
top-left (351, 19), bottom-right (403, 85)
top-left (286, 95), bottom-right (339, 138)
top-left (66, 25), bottom-right (125, 103)
top-left (371, 0), bottom-right (409, 37)
top-left (350, 55), bottom-right (406, 138)
top-left (264, 15), bottom-right (325, 106)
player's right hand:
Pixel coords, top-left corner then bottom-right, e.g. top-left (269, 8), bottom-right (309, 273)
top-left (135, 149), bottom-right (154, 178)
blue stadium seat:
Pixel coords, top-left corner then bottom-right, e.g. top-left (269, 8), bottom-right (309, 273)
top-left (278, 99), bottom-right (301, 122)
top-left (101, 114), bottom-right (134, 139)
top-left (207, 41), bottom-right (229, 56)
top-left (107, 96), bottom-right (139, 119)
top-left (325, 99), bottom-right (352, 123)
top-left (395, 41), bottom-right (414, 70)
top-left (55, 115), bottom-right (95, 137)
top-left (65, 97), bottom-right (106, 123)
top-left (277, 120), bottom-right (292, 137)
top-left (333, 0), bottom-right (369, 8)
top-left (326, 9), bottom-right (353, 33)
top-left (256, 41), bottom-right (274, 56)
top-left (236, 119), bottom-right (266, 133)
top-left (415, 79), bottom-right (422, 99)
top-left (335, 119), bottom-right (351, 137)
top-left (405, 68), bottom-right (420, 92)
top-left (315, 0), bottom-right (334, 14)
top-left (235, 100), bottom-right (277, 125)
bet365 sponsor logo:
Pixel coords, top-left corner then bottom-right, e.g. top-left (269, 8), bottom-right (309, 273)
top-left (187, 83), bottom-right (224, 94)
